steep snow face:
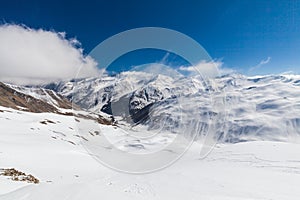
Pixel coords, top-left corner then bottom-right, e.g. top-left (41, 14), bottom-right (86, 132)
top-left (47, 72), bottom-right (300, 143)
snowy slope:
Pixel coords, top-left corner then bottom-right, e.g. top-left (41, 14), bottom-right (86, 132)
top-left (1, 107), bottom-right (300, 199)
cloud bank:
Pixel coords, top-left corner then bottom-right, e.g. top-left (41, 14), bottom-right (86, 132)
top-left (0, 24), bottom-right (99, 85)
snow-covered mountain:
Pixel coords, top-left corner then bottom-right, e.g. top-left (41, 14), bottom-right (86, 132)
top-left (45, 72), bottom-right (300, 143)
top-left (2, 71), bottom-right (299, 144)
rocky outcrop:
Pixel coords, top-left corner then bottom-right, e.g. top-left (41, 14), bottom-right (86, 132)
top-left (0, 82), bottom-right (61, 113)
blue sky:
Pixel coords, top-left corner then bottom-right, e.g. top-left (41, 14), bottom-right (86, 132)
top-left (1, 0), bottom-right (300, 75)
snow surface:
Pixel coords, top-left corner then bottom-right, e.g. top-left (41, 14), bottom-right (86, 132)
top-left (1, 107), bottom-right (300, 199)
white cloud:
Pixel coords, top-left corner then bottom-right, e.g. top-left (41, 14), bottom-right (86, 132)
top-left (249, 57), bottom-right (271, 72)
top-left (0, 24), bottom-right (99, 85)
top-left (179, 60), bottom-right (223, 77)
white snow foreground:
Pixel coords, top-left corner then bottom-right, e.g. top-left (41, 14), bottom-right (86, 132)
top-left (1, 107), bottom-right (300, 200)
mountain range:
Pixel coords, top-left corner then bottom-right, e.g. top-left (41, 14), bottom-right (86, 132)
top-left (43, 72), bottom-right (300, 143)
top-left (1, 72), bottom-right (300, 143)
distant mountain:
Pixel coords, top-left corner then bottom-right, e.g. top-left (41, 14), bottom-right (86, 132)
top-left (2, 71), bottom-right (299, 144)
top-left (45, 72), bottom-right (300, 143)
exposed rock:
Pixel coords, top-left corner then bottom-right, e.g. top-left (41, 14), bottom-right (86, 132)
top-left (0, 82), bottom-right (59, 113)
top-left (0, 168), bottom-right (39, 184)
